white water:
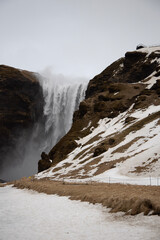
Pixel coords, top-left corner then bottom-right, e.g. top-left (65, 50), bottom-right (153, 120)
top-left (0, 74), bottom-right (87, 181)
top-left (39, 74), bottom-right (87, 151)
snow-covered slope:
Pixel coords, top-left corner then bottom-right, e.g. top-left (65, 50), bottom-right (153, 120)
top-left (36, 46), bottom-right (160, 185)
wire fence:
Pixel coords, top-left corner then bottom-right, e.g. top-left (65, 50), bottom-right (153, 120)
top-left (62, 176), bottom-right (160, 186)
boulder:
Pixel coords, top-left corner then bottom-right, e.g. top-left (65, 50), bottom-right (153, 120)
top-left (38, 152), bottom-right (52, 173)
top-left (93, 146), bottom-right (106, 157)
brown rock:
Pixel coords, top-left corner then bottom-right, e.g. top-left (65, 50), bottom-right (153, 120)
top-left (38, 159), bottom-right (52, 173)
top-left (93, 146), bottom-right (106, 157)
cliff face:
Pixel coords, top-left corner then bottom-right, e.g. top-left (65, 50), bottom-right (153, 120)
top-left (38, 46), bottom-right (160, 180)
top-left (0, 65), bottom-right (44, 170)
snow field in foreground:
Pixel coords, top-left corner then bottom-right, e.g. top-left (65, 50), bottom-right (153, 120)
top-left (0, 186), bottom-right (160, 240)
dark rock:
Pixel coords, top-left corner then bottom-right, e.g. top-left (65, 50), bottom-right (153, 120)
top-left (108, 138), bottom-right (115, 145)
top-left (78, 102), bottom-right (88, 117)
top-left (124, 51), bottom-right (147, 68)
top-left (37, 139), bottom-right (79, 172)
top-left (155, 72), bottom-right (160, 77)
top-left (136, 44), bottom-right (146, 50)
top-left (151, 80), bottom-right (160, 95)
top-left (93, 146), bottom-right (106, 157)
top-left (41, 152), bottom-right (49, 160)
top-left (38, 159), bottom-right (52, 173)
top-left (0, 65), bottom-right (44, 169)
top-left (39, 151), bottom-right (52, 173)
top-left (124, 56), bottom-right (157, 83)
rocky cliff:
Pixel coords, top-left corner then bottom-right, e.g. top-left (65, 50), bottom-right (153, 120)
top-left (38, 46), bottom-right (160, 182)
top-left (0, 65), bottom-right (44, 170)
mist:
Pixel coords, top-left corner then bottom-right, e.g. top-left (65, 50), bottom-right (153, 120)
top-left (0, 115), bottom-right (47, 181)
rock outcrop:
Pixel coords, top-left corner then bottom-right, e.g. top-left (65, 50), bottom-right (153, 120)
top-left (38, 152), bottom-right (52, 173)
top-left (0, 65), bottom-right (44, 169)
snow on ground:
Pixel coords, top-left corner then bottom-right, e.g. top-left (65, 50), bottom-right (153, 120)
top-left (136, 46), bottom-right (160, 55)
top-left (36, 104), bottom-right (160, 186)
top-left (136, 46), bottom-right (160, 89)
top-left (0, 185), bottom-right (160, 240)
top-left (140, 70), bottom-right (159, 89)
top-left (92, 168), bottom-right (160, 186)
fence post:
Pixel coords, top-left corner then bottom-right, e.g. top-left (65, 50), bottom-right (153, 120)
top-left (150, 176), bottom-right (151, 186)
top-left (90, 177), bottom-right (92, 185)
top-left (157, 178), bottom-right (159, 186)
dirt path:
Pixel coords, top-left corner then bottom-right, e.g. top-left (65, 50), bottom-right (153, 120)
top-left (5, 178), bottom-right (159, 216)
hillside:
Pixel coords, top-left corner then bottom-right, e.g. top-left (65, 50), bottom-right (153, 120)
top-left (37, 46), bottom-right (160, 184)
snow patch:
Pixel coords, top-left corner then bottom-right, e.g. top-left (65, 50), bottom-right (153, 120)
top-left (136, 46), bottom-right (160, 55)
top-left (81, 121), bottom-right (91, 131)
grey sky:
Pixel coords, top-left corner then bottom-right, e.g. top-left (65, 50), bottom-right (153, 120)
top-left (0, 0), bottom-right (160, 78)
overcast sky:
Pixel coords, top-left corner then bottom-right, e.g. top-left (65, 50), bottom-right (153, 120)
top-left (0, 0), bottom-right (160, 79)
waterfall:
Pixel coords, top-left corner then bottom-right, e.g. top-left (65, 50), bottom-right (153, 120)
top-left (0, 73), bottom-right (88, 181)
top-left (39, 74), bottom-right (87, 152)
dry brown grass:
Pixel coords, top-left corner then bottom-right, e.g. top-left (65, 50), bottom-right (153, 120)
top-left (94, 157), bottom-right (127, 175)
top-left (58, 157), bottom-right (102, 179)
top-left (0, 183), bottom-right (5, 187)
top-left (74, 146), bottom-right (91, 160)
top-left (83, 133), bottom-right (103, 147)
top-left (131, 158), bottom-right (159, 173)
top-left (112, 137), bottom-right (143, 154)
top-left (52, 167), bottom-right (62, 173)
top-left (7, 178), bottom-right (160, 216)
top-left (21, 70), bottom-right (38, 83)
top-left (62, 163), bottom-right (73, 168)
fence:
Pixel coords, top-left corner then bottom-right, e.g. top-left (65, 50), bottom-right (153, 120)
top-left (62, 176), bottom-right (160, 186)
